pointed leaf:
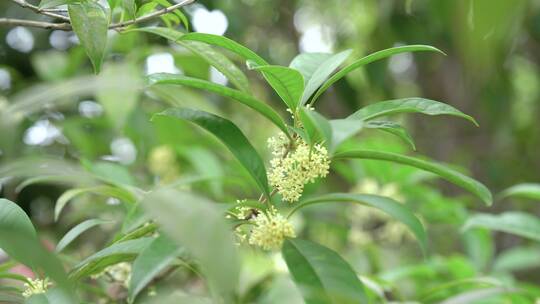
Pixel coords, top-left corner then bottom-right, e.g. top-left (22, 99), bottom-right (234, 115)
top-left (312, 45), bottom-right (444, 103)
top-left (365, 121), bottom-right (416, 150)
top-left (328, 119), bottom-right (363, 153)
top-left (147, 73), bottom-right (289, 136)
top-left (128, 235), bottom-right (183, 303)
top-left (499, 183), bottom-right (540, 201)
top-left (153, 108), bottom-right (270, 197)
top-left (249, 64), bottom-right (304, 111)
top-left (348, 98), bottom-right (477, 126)
top-left (68, 2), bottom-right (109, 73)
top-left (139, 188), bottom-right (239, 301)
top-left (127, 27), bottom-right (250, 92)
top-left (333, 150), bottom-right (492, 205)
top-left (295, 50), bottom-right (352, 105)
top-left (298, 107), bottom-right (332, 148)
top-left (56, 219), bottom-right (113, 253)
top-left (178, 33), bottom-right (268, 65)
top-left (282, 239), bottom-right (368, 304)
top-left (288, 193), bottom-right (427, 254)
top-left (463, 212), bottom-right (540, 241)
top-left (290, 53), bottom-right (334, 83)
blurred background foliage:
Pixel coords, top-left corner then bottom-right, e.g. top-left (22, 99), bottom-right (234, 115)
top-left (1, 0), bottom-right (540, 302)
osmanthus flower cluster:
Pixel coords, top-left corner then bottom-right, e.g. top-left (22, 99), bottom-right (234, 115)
top-left (22, 277), bottom-right (51, 298)
top-left (267, 133), bottom-right (331, 203)
top-left (248, 206), bottom-right (296, 250)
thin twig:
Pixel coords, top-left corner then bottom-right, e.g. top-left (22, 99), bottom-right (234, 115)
top-left (9, 0), bottom-right (71, 21)
top-left (0, 0), bottom-right (195, 30)
top-left (0, 18), bottom-right (71, 30)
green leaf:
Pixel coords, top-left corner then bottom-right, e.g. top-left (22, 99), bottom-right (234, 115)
top-left (146, 73), bottom-right (289, 136)
top-left (248, 64), bottom-right (304, 111)
top-left (0, 199), bottom-right (76, 303)
top-left (282, 239), bottom-right (368, 304)
top-left (153, 108), bottom-right (270, 197)
top-left (493, 246), bottom-right (540, 272)
top-left (334, 150), bottom-right (492, 205)
top-left (128, 235), bottom-right (183, 303)
top-left (70, 238), bottom-right (153, 279)
top-left (56, 219), bottom-right (113, 253)
top-left (293, 50), bottom-right (352, 105)
top-left (139, 188), bottom-right (239, 301)
top-left (348, 98), bottom-right (478, 126)
top-left (288, 193), bottom-right (427, 254)
top-left (463, 212), bottom-right (540, 241)
top-left (499, 183), bottom-right (540, 201)
top-left (68, 2), bottom-right (109, 73)
top-left (298, 107), bottom-right (332, 148)
top-left (290, 53), bottom-right (333, 83)
top-left (365, 121), bottom-right (416, 150)
top-left (311, 45), bottom-right (445, 103)
top-left (39, 0), bottom-right (71, 9)
top-left (122, 0), bottom-right (137, 19)
top-left (327, 119), bottom-right (363, 153)
top-left (127, 27), bottom-right (250, 92)
top-left (54, 185), bottom-right (136, 221)
top-left (178, 33), bottom-right (268, 65)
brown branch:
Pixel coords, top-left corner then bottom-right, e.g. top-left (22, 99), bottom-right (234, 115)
top-left (0, 0), bottom-right (195, 30)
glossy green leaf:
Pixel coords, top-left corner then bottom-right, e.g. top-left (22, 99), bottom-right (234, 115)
top-left (298, 107), bottom-right (332, 147)
top-left (0, 199), bottom-right (76, 303)
top-left (248, 64), bottom-right (304, 111)
top-left (311, 45), bottom-right (444, 103)
top-left (68, 2), bottom-right (109, 73)
top-left (128, 235), bottom-right (183, 303)
top-left (39, 0), bottom-right (71, 9)
top-left (334, 150), bottom-right (492, 205)
top-left (327, 119), bottom-right (363, 153)
top-left (55, 185), bottom-right (137, 221)
top-left (71, 238), bottom-right (153, 279)
top-left (139, 188), bottom-right (239, 301)
top-left (122, 0), bottom-right (137, 19)
top-left (282, 238), bottom-right (368, 304)
top-left (348, 98), bottom-right (478, 126)
top-left (147, 73), bottom-right (289, 136)
top-left (499, 183), bottom-right (540, 201)
top-left (128, 27), bottom-right (250, 92)
top-left (153, 108), bottom-right (270, 197)
top-left (365, 121), bottom-right (416, 150)
top-left (56, 219), bottom-right (113, 253)
top-left (178, 32), bottom-right (268, 65)
top-left (463, 212), bottom-right (540, 241)
top-left (290, 53), bottom-right (333, 83)
top-left (295, 50), bottom-right (352, 105)
top-left (288, 193), bottom-right (427, 254)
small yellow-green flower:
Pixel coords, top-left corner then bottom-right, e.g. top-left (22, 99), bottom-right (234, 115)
top-left (249, 206), bottom-right (295, 250)
top-left (148, 145), bottom-right (180, 183)
top-left (22, 278), bottom-right (51, 298)
top-left (268, 134), bottom-right (330, 203)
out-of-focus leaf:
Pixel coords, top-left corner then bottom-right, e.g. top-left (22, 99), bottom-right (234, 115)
top-left (439, 287), bottom-right (515, 304)
top-left (420, 277), bottom-right (503, 302)
top-left (128, 235), bottom-right (183, 303)
top-left (348, 98), bottom-right (478, 126)
top-left (334, 150), bottom-right (493, 206)
top-left (463, 212), bottom-right (540, 241)
top-left (70, 238), bottom-right (153, 279)
top-left (54, 185), bottom-right (136, 221)
top-left (96, 64), bottom-right (142, 129)
top-left (365, 121), bottom-right (416, 150)
top-left (248, 63), bottom-right (304, 111)
top-left (499, 183), bottom-right (540, 201)
top-left (39, 0), bottom-right (71, 9)
top-left (0, 158), bottom-right (95, 186)
top-left (328, 119), bottom-right (363, 153)
top-left (139, 188), bottom-right (239, 301)
top-left (292, 50), bottom-right (352, 105)
top-left (128, 27), bottom-right (250, 92)
top-left (68, 2), bottom-right (109, 73)
top-left (147, 73), bottom-right (289, 136)
top-left (288, 193), bottom-right (427, 254)
top-left (462, 228), bottom-right (493, 272)
top-left (182, 147), bottom-right (224, 197)
top-left (282, 238), bottom-right (368, 304)
top-left (493, 246), bottom-right (540, 272)
top-left (122, 0), bottom-right (136, 19)
top-left (84, 160), bottom-right (137, 186)
top-left (153, 108), bottom-right (270, 197)
top-left (56, 219), bottom-right (113, 253)
top-left (178, 33), bottom-right (268, 65)
top-left (311, 45), bottom-right (445, 103)
top-left (0, 199), bottom-right (76, 303)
